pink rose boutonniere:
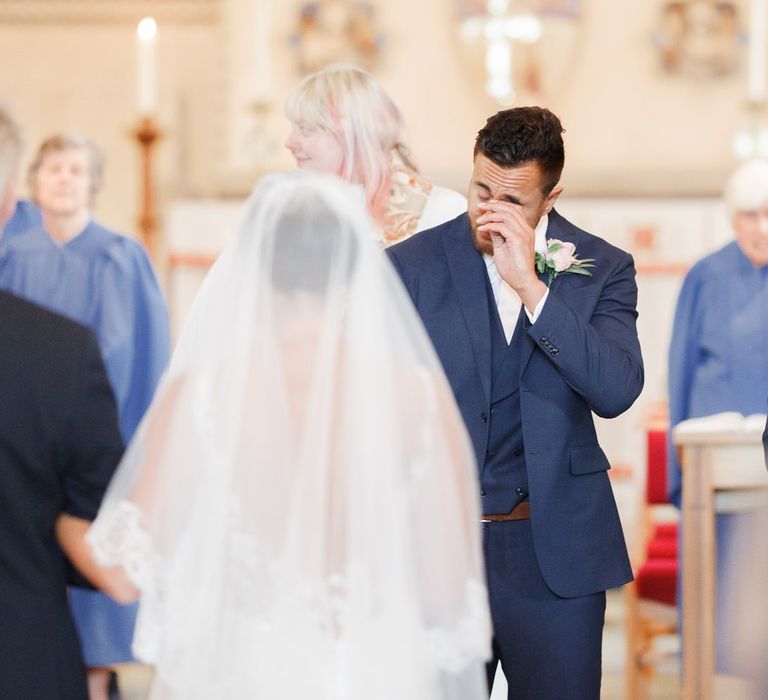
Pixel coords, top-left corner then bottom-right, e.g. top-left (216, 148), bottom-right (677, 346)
top-left (535, 239), bottom-right (595, 286)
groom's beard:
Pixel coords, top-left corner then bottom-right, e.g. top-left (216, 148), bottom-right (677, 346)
top-left (469, 216), bottom-right (494, 256)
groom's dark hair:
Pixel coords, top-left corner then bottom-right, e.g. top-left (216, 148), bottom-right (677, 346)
top-left (474, 107), bottom-right (565, 195)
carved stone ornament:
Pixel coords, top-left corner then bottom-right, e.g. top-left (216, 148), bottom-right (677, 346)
top-left (654, 0), bottom-right (743, 78)
top-left (292, 0), bottom-right (381, 74)
top-left (456, 0), bottom-right (584, 103)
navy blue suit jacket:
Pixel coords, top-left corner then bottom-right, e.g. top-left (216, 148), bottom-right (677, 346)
top-left (387, 209), bottom-right (644, 597)
top-left (0, 290), bottom-right (124, 698)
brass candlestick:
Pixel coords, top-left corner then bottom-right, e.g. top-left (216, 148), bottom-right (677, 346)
top-left (133, 116), bottom-right (162, 260)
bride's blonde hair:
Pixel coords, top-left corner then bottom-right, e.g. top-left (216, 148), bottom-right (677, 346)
top-left (285, 64), bottom-right (418, 223)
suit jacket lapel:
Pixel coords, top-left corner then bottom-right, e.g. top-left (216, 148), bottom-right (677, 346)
top-left (442, 217), bottom-right (492, 403)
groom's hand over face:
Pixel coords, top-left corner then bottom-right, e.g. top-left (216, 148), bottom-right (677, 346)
top-left (477, 200), bottom-right (547, 313)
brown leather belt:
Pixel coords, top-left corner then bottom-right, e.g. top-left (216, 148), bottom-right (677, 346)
top-left (481, 501), bottom-right (530, 523)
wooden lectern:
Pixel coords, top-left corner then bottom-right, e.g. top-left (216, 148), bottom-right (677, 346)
top-left (674, 413), bottom-right (768, 700)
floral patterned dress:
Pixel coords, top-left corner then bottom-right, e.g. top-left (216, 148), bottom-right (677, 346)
top-left (379, 149), bottom-right (466, 248)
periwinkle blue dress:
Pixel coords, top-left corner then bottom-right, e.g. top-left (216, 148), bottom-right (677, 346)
top-left (667, 240), bottom-right (768, 672)
top-left (0, 201), bottom-right (170, 666)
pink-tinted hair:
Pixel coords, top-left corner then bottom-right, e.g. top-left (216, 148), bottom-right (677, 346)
top-left (285, 64), bottom-right (417, 222)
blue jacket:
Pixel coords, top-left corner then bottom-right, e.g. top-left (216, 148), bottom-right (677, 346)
top-left (387, 209), bottom-right (644, 597)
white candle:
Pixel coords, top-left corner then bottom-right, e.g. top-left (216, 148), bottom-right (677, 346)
top-left (252, 0), bottom-right (271, 103)
top-left (136, 17), bottom-right (158, 116)
top-left (749, 0), bottom-right (767, 102)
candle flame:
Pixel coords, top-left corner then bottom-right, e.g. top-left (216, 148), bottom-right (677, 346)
top-left (137, 17), bottom-right (157, 42)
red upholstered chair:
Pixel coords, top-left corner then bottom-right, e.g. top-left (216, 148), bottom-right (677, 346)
top-left (626, 424), bottom-right (679, 700)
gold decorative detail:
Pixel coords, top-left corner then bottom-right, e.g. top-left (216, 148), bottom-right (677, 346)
top-left (380, 149), bottom-right (433, 246)
top-left (133, 117), bottom-right (163, 261)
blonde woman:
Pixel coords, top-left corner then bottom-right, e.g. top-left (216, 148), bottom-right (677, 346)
top-left (284, 64), bottom-right (466, 246)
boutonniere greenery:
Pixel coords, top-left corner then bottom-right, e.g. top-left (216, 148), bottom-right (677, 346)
top-left (535, 239), bottom-right (595, 286)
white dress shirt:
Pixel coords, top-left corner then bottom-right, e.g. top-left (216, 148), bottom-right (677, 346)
top-left (483, 214), bottom-right (550, 343)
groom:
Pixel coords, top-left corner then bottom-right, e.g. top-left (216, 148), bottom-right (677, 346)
top-left (387, 107), bottom-right (643, 698)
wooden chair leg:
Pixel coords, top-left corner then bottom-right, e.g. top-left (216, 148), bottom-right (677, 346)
top-left (626, 583), bottom-right (651, 700)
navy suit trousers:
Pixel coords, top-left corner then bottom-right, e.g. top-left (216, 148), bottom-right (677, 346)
top-left (484, 520), bottom-right (606, 699)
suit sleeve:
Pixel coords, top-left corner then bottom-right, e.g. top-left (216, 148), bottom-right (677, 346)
top-left (61, 330), bottom-right (125, 521)
top-left (525, 251), bottom-right (644, 419)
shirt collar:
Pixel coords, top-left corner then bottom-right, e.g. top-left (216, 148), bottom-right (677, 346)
top-left (483, 213), bottom-right (549, 270)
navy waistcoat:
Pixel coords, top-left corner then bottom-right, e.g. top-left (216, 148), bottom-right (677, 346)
top-left (481, 275), bottom-right (530, 515)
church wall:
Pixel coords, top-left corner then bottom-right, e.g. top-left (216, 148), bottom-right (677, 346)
top-left (0, 0), bottom-right (755, 233)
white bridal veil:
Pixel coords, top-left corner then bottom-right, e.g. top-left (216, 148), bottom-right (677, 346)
top-left (88, 171), bottom-right (490, 699)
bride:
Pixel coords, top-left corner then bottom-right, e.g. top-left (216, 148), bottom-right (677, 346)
top-left (87, 171), bottom-right (490, 699)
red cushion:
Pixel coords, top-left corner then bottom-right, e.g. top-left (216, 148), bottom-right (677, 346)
top-left (646, 537), bottom-right (678, 559)
top-left (653, 522), bottom-right (678, 539)
top-left (636, 559), bottom-right (678, 605)
top-left (646, 429), bottom-right (669, 504)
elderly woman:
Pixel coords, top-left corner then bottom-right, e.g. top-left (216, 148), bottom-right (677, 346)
top-left (284, 64), bottom-right (466, 247)
top-left (667, 158), bottom-right (768, 674)
top-left (0, 133), bottom-right (170, 699)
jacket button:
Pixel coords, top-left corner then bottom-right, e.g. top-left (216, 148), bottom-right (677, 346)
top-left (480, 489), bottom-right (487, 497)
top-left (515, 487), bottom-right (525, 496)
top-left (480, 412), bottom-right (488, 423)
top-left (513, 447), bottom-right (523, 457)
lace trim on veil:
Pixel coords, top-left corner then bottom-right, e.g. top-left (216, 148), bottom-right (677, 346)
top-left (86, 500), bottom-right (164, 661)
top-left (88, 499), bottom-right (489, 677)
top-left (427, 578), bottom-right (491, 673)
top-left (88, 500), bottom-right (156, 588)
